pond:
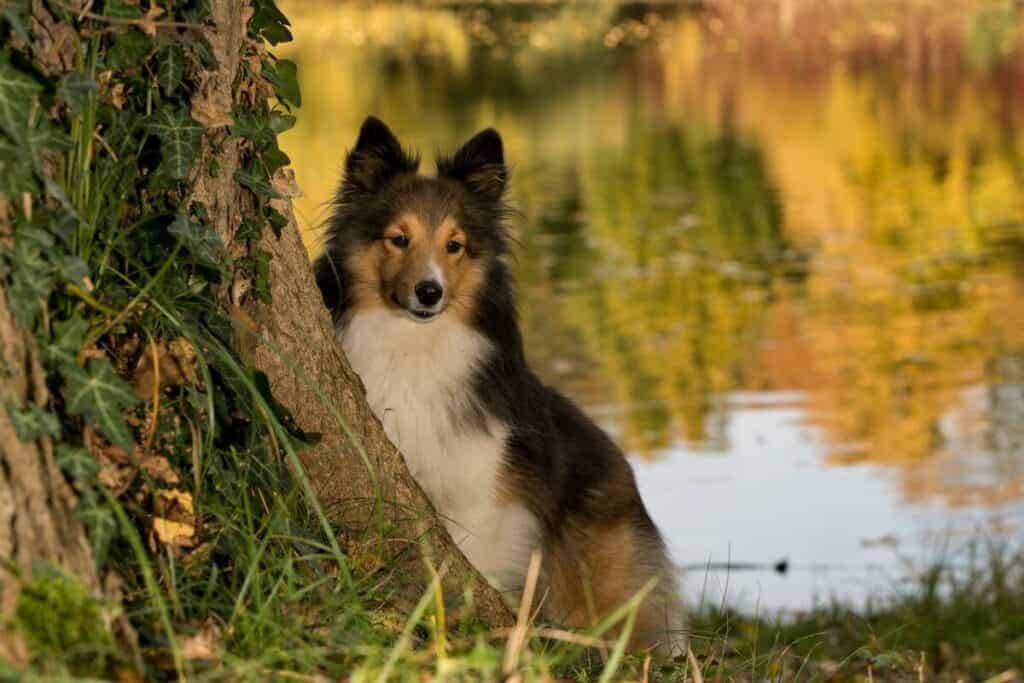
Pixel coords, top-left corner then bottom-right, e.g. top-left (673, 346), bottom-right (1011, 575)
top-left (278, 1), bottom-right (1024, 613)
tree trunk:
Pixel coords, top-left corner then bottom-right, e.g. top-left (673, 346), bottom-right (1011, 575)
top-left (0, 248), bottom-right (98, 665)
top-left (0, 1), bottom-right (510, 665)
top-left (189, 0), bottom-right (513, 626)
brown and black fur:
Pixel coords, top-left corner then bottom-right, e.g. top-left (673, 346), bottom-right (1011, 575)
top-left (315, 116), bottom-right (684, 653)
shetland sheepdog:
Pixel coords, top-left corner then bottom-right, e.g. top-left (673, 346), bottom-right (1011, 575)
top-left (314, 116), bottom-right (683, 653)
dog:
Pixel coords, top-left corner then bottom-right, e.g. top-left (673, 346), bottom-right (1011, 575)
top-left (314, 116), bottom-right (683, 653)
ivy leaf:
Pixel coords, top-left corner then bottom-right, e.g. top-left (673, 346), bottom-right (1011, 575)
top-left (56, 446), bottom-right (99, 486)
top-left (0, 56), bottom-right (42, 143)
top-left (230, 108), bottom-right (274, 148)
top-left (65, 358), bottom-right (139, 452)
top-left (234, 166), bottom-right (281, 199)
top-left (5, 230), bottom-right (55, 328)
top-left (44, 316), bottom-right (88, 369)
top-left (250, 0), bottom-right (292, 45)
top-left (168, 213), bottom-right (225, 271)
top-left (78, 490), bottom-right (117, 568)
top-left (156, 45), bottom-right (185, 97)
top-left (262, 59), bottom-right (300, 108)
top-left (57, 72), bottom-right (98, 114)
top-left (268, 111), bottom-right (296, 134)
top-left (1, 0), bottom-right (31, 44)
top-left (146, 108), bottom-right (203, 181)
top-left (107, 29), bottom-right (151, 69)
top-left (6, 402), bottom-right (61, 441)
top-left (265, 206), bottom-right (288, 237)
top-left (235, 218), bottom-right (263, 242)
top-left (104, 0), bottom-right (143, 19)
top-left (56, 254), bottom-right (90, 288)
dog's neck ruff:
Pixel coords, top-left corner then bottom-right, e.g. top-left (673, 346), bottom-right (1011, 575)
top-left (338, 307), bottom-right (539, 595)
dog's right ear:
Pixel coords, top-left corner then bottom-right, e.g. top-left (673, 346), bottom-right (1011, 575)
top-left (342, 116), bottom-right (419, 196)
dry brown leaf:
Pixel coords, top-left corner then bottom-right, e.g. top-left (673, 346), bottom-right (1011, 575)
top-left (272, 168), bottom-right (302, 199)
top-left (139, 454), bottom-right (180, 485)
top-left (98, 458), bottom-right (136, 495)
top-left (180, 620), bottom-right (222, 660)
top-left (133, 338), bottom-right (200, 398)
top-left (136, 2), bottom-right (166, 38)
top-left (152, 518), bottom-right (195, 547)
top-left (156, 489), bottom-right (194, 518)
top-left (109, 82), bottom-right (127, 110)
top-left (169, 338), bottom-right (199, 384)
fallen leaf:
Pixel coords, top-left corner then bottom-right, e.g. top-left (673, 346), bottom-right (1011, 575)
top-left (140, 454), bottom-right (180, 485)
top-left (136, 2), bottom-right (166, 38)
top-left (133, 338), bottom-right (201, 398)
top-left (152, 518), bottom-right (195, 547)
top-left (110, 83), bottom-right (127, 110)
top-left (271, 168), bottom-right (302, 199)
top-left (156, 488), bottom-right (194, 518)
top-left (180, 619), bottom-right (222, 660)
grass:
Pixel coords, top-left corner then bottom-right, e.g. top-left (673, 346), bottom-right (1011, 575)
top-left (3, 4), bottom-right (1022, 681)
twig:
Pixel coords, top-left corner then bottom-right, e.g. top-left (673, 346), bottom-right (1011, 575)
top-left (687, 645), bottom-right (705, 683)
top-left (503, 550), bottom-right (542, 675)
top-left (143, 336), bottom-right (160, 451)
top-left (54, 0), bottom-right (204, 31)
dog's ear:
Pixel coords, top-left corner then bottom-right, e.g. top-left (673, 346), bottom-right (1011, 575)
top-left (343, 116), bottom-right (419, 196)
top-left (438, 128), bottom-right (507, 202)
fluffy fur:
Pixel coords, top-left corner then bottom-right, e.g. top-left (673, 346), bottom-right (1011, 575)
top-left (315, 116), bottom-right (684, 653)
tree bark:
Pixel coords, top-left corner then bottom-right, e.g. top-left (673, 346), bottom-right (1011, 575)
top-left (0, 260), bottom-right (98, 666)
top-left (189, 0), bottom-right (513, 627)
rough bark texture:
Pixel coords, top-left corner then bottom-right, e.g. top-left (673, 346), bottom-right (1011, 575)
top-left (0, 265), bottom-right (98, 666)
top-left (0, 2), bottom-right (99, 664)
top-left (189, 0), bottom-right (513, 627)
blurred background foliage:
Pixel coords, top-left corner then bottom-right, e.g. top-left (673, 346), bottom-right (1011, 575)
top-left (277, 0), bottom-right (1024, 509)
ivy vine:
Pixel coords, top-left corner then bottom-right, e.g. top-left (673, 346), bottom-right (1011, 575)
top-left (0, 0), bottom-right (316, 676)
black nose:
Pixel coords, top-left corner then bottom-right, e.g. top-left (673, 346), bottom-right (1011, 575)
top-left (415, 280), bottom-right (443, 307)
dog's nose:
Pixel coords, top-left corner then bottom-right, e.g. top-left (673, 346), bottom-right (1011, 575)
top-left (415, 280), bottom-right (443, 307)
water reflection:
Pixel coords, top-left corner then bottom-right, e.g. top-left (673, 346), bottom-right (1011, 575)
top-left (279, 1), bottom-right (1024, 608)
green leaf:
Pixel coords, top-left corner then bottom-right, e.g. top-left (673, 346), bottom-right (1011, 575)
top-left (104, 0), bottom-right (143, 19)
top-left (0, 55), bottom-right (42, 143)
top-left (2, 0), bottom-right (31, 44)
top-left (65, 358), bottom-right (139, 451)
top-left (234, 166), bottom-right (281, 199)
top-left (236, 218), bottom-right (263, 242)
top-left (57, 72), bottom-right (98, 114)
top-left (56, 446), bottom-right (99, 485)
top-left (262, 145), bottom-right (290, 175)
top-left (77, 490), bottom-right (117, 569)
top-left (250, 0), bottom-right (292, 45)
top-left (168, 213), bottom-right (225, 270)
top-left (268, 111), bottom-right (296, 134)
top-left (262, 59), bottom-right (301, 108)
top-left (252, 249), bottom-right (272, 303)
top-left (45, 316), bottom-right (88, 370)
top-left (265, 206), bottom-right (288, 237)
top-left (107, 29), bottom-right (151, 69)
top-left (156, 45), bottom-right (185, 97)
top-left (6, 401), bottom-right (61, 441)
top-left (5, 230), bottom-right (55, 327)
top-left (56, 254), bottom-right (90, 287)
top-left (230, 108), bottom-right (275, 148)
top-left (146, 108), bottom-right (203, 181)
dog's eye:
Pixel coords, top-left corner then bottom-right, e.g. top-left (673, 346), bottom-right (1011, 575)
top-left (446, 240), bottom-right (463, 254)
top-left (390, 235), bottom-right (409, 249)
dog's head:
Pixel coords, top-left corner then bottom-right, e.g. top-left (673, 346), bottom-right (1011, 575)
top-left (321, 116), bottom-right (509, 323)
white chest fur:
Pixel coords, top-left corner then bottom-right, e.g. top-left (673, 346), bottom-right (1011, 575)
top-left (340, 308), bottom-right (539, 595)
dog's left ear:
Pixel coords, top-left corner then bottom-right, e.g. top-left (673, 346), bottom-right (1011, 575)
top-left (438, 128), bottom-right (507, 202)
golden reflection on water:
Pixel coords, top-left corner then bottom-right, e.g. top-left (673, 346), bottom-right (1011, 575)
top-left (278, 1), bottom-right (1024, 509)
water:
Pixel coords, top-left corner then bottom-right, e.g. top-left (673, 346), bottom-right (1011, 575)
top-left (279, 1), bottom-right (1024, 613)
